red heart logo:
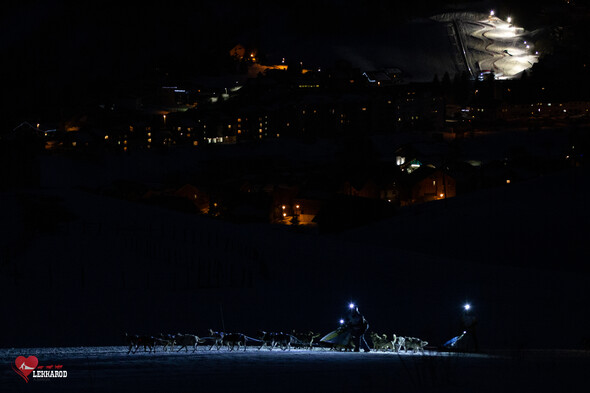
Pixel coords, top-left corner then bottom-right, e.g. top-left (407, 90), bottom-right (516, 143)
top-left (14, 356), bottom-right (38, 380)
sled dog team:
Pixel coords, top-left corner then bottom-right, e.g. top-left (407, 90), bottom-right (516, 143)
top-left (125, 330), bottom-right (426, 354)
top-left (124, 333), bottom-right (199, 354)
top-left (124, 330), bottom-right (321, 354)
top-left (369, 332), bottom-right (429, 353)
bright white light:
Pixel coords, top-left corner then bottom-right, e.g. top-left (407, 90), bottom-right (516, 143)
top-left (339, 319), bottom-right (344, 324)
top-left (464, 303), bottom-right (471, 310)
top-left (349, 303), bottom-right (355, 309)
top-left (507, 17), bottom-right (512, 23)
top-left (490, 10), bottom-right (495, 16)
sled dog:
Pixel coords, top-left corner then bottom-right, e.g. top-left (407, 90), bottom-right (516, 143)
top-left (124, 333), bottom-right (140, 354)
top-left (223, 332), bottom-right (247, 351)
top-left (404, 337), bottom-right (428, 353)
top-left (156, 333), bottom-right (176, 351)
top-left (272, 332), bottom-right (294, 351)
top-left (175, 333), bottom-right (200, 352)
top-left (136, 335), bottom-right (156, 353)
top-left (208, 329), bottom-right (224, 350)
top-left (370, 332), bottom-right (394, 351)
top-left (292, 330), bottom-right (321, 350)
top-left (257, 331), bottom-right (275, 350)
top-left (393, 335), bottom-right (405, 353)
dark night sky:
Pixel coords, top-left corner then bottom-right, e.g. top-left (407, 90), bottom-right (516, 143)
top-left (2, 0), bottom-right (554, 123)
top-left (1, 1), bottom-right (588, 352)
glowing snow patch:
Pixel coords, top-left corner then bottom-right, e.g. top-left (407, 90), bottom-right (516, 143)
top-left (434, 12), bottom-right (539, 80)
top-left (475, 17), bottom-right (538, 79)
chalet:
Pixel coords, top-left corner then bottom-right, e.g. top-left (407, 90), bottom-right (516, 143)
top-left (399, 165), bottom-right (456, 206)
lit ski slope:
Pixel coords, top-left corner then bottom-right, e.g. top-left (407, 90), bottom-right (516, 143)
top-left (465, 16), bottom-right (538, 79)
top-left (435, 12), bottom-right (539, 79)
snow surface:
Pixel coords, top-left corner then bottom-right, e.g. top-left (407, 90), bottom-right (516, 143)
top-left (1, 135), bottom-right (589, 391)
top-left (1, 136), bottom-right (589, 350)
top-left (1, 346), bottom-right (589, 393)
top-left (432, 12), bottom-right (539, 79)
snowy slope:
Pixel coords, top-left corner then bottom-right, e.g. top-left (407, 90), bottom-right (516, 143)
top-left (1, 137), bottom-right (588, 351)
top-left (1, 169), bottom-right (588, 350)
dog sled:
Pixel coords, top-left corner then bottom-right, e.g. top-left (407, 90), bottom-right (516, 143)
top-left (319, 327), bottom-right (353, 350)
top-left (443, 331), bottom-right (466, 349)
